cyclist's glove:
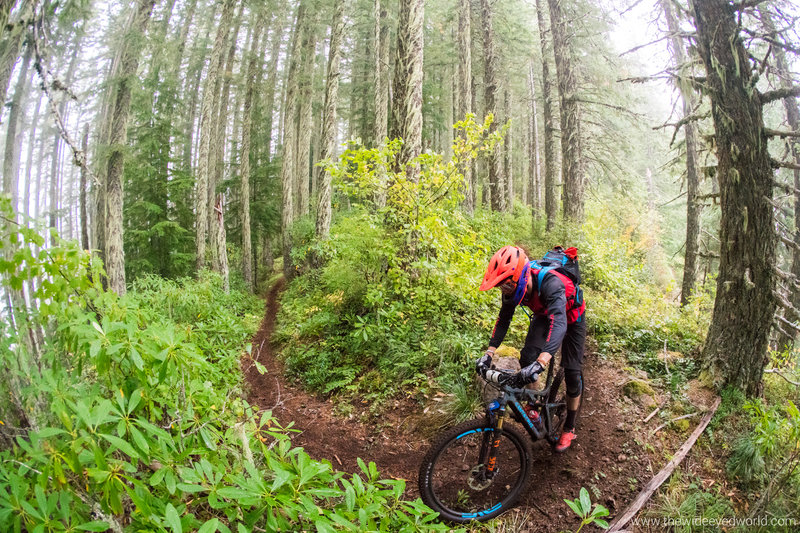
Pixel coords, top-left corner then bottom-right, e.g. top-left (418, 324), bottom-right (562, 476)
top-left (476, 353), bottom-right (493, 377)
top-left (511, 361), bottom-right (544, 387)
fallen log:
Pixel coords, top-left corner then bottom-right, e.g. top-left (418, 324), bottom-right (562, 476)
top-left (607, 396), bottom-right (721, 533)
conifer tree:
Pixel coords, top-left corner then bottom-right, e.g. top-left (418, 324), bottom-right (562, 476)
top-left (547, 0), bottom-right (584, 222)
top-left (390, 0), bottom-right (423, 181)
top-left (102, 0), bottom-right (157, 295)
top-left (316, 0), bottom-right (346, 240)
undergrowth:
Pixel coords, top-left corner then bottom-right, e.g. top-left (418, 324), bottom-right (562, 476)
top-left (0, 198), bottom-right (450, 532)
top-left (276, 138), bottom-right (709, 417)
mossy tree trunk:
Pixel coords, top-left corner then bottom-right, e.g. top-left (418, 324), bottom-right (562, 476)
top-left (535, 0), bottom-right (559, 230)
top-left (481, 0), bottom-right (504, 212)
top-left (316, 0), bottom-right (345, 241)
top-left (390, 0), bottom-right (423, 182)
top-left (694, 0), bottom-right (777, 396)
top-left (547, 0), bottom-right (584, 223)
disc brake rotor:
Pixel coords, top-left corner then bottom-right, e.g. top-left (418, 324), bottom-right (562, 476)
top-left (467, 465), bottom-right (495, 491)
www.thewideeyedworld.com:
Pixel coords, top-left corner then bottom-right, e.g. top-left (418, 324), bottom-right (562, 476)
top-left (631, 516), bottom-right (799, 528)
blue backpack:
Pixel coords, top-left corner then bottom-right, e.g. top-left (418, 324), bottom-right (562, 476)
top-left (530, 246), bottom-right (581, 289)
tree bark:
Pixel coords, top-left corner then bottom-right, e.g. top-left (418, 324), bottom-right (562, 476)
top-left (295, 10), bottom-right (319, 219)
top-left (316, 0), bottom-right (345, 241)
top-left (240, 10), bottom-right (265, 291)
top-left (694, 0), bottom-right (777, 396)
top-left (547, 0), bottom-right (584, 222)
top-left (528, 59), bottom-right (542, 216)
top-left (482, 0), bottom-right (504, 212)
top-left (504, 86), bottom-right (513, 210)
top-left (23, 91), bottom-right (43, 221)
top-left (2, 42), bottom-right (31, 209)
top-left (535, 0), bottom-right (559, 230)
top-left (261, 5), bottom-right (287, 165)
top-left (372, 0), bottom-right (390, 208)
top-left (80, 123), bottom-right (89, 251)
top-left (390, 0), bottom-right (424, 182)
top-left (0, 1), bottom-right (30, 123)
top-left (195, 0), bottom-right (235, 272)
top-left (281, 1), bottom-right (308, 280)
top-left (661, 0), bottom-right (701, 307)
top-left (103, 0), bottom-right (156, 296)
top-left (209, 1), bottom-right (244, 277)
top-left (457, 0), bottom-right (473, 214)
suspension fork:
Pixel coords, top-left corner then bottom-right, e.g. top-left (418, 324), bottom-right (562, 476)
top-left (478, 405), bottom-right (506, 477)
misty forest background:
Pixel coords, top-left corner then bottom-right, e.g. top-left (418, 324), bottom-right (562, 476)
top-left (1, 0), bottom-right (800, 531)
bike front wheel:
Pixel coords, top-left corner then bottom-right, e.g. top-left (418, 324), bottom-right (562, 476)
top-left (418, 418), bottom-right (532, 523)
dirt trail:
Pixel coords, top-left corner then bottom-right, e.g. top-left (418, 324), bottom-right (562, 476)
top-left (244, 281), bottom-right (652, 532)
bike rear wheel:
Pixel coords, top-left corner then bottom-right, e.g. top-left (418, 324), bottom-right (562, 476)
top-left (418, 418), bottom-right (532, 522)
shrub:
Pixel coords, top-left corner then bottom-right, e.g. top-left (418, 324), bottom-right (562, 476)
top-left (0, 200), bottom-right (449, 532)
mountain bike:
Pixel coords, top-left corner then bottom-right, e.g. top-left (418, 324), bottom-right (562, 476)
top-left (418, 362), bottom-right (568, 523)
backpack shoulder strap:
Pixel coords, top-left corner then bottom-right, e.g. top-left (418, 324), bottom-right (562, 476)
top-left (536, 266), bottom-right (556, 289)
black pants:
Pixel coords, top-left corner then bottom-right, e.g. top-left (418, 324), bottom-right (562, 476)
top-left (519, 314), bottom-right (586, 371)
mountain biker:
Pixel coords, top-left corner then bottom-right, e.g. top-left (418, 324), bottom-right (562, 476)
top-left (475, 245), bottom-right (586, 452)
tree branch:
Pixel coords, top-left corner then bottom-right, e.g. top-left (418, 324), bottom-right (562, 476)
top-left (762, 85), bottom-right (800, 104)
top-left (771, 157), bottom-right (800, 171)
top-left (764, 368), bottom-right (800, 386)
top-left (30, 3), bottom-right (100, 188)
top-left (766, 128), bottom-right (800, 139)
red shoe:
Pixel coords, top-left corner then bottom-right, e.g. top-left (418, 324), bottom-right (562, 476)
top-left (555, 430), bottom-right (576, 453)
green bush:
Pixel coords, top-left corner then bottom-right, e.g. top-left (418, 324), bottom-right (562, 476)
top-left (0, 199), bottom-right (449, 532)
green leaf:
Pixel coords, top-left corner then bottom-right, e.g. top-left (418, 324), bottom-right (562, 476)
top-left (165, 503), bottom-right (182, 533)
top-left (130, 426), bottom-right (150, 455)
top-left (99, 433), bottom-right (140, 459)
top-left (594, 518), bottom-right (610, 529)
top-left (593, 504), bottom-right (609, 517)
top-left (197, 519), bottom-right (219, 533)
top-left (177, 483), bottom-right (206, 494)
top-left (76, 522), bottom-right (111, 532)
top-left (216, 487), bottom-right (256, 500)
top-left (579, 487), bottom-right (591, 515)
top-left (564, 498), bottom-right (583, 518)
top-left (199, 427), bottom-right (218, 451)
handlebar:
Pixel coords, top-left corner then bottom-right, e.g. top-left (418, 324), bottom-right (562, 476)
top-left (483, 368), bottom-right (514, 385)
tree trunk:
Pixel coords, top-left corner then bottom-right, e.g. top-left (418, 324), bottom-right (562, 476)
top-left (182, 5), bottom-right (217, 172)
top-left (535, 0), bottom-right (559, 230)
top-left (504, 86), bottom-right (513, 210)
top-left (389, 0), bottom-right (424, 181)
top-left (316, 0), bottom-right (345, 241)
top-left (195, 0), bottom-right (235, 272)
top-left (209, 1), bottom-right (243, 275)
top-left (262, 5), bottom-right (288, 164)
top-left (213, 194), bottom-right (230, 292)
top-left (281, 2), bottom-right (308, 280)
top-left (528, 59), bottom-right (542, 216)
top-left (547, 0), bottom-right (585, 223)
top-left (80, 124), bottom-right (89, 251)
top-left (2, 43), bottom-right (31, 208)
top-left (104, 0), bottom-right (156, 296)
top-left (374, 0), bottom-right (389, 145)
top-left (0, 2), bottom-right (30, 123)
top-left (295, 11), bottom-right (319, 219)
top-left (23, 92), bottom-right (43, 221)
top-left (761, 9), bottom-right (800, 348)
top-left (661, 0), bottom-right (701, 307)
top-left (373, 0), bottom-right (390, 208)
top-left (693, 0), bottom-right (777, 397)
top-left (240, 10), bottom-right (265, 291)
top-left (457, 0), bottom-right (473, 214)
top-left (481, 0), bottom-right (504, 212)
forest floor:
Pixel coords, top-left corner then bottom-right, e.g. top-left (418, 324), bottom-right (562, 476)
top-left (243, 280), bottom-right (716, 532)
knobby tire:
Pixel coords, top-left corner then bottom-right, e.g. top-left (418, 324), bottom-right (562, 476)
top-left (418, 418), bottom-right (532, 523)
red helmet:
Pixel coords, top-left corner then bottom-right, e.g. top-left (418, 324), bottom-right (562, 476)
top-left (479, 246), bottom-right (530, 291)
